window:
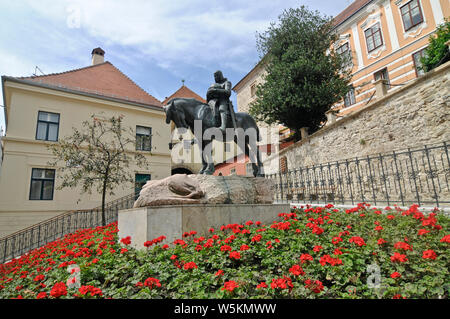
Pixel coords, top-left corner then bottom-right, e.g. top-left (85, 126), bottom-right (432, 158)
top-left (135, 174), bottom-right (151, 199)
top-left (412, 49), bottom-right (427, 76)
top-left (36, 111), bottom-right (59, 141)
top-left (136, 126), bottom-right (152, 151)
top-left (400, 0), bottom-right (424, 31)
top-left (364, 23), bottom-right (384, 53)
top-left (374, 68), bottom-right (390, 89)
top-left (29, 168), bottom-right (55, 200)
top-left (230, 168), bottom-right (236, 175)
top-left (336, 42), bottom-right (352, 67)
top-left (344, 87), bottom-right (356, 107)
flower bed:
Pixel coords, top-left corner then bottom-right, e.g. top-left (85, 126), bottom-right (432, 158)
top-left (0, 203), bottom-right (449, 299)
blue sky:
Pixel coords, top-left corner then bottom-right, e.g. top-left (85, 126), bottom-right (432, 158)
top-left (0, 0), bottom-right (354, 133)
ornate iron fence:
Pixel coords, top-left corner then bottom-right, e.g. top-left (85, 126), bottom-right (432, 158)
top-left (0, 192), bottom-right (137, 264)
top-left (266, 141), bottom-right (450, 207)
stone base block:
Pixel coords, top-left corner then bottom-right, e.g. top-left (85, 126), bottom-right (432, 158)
top-left (118, 204), bottom-right (290, 250)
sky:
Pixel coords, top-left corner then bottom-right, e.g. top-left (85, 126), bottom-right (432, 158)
top-left (0, 0), bottom-right (354, 133)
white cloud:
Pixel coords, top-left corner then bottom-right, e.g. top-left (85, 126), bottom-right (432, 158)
top-left (21, 0), bottom-right (305, 73)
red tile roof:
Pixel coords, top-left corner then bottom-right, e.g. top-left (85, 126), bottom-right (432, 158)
top-left (162, 85), bottom-right (206, 105)
top-left (18, 62), bottom-right (162, 107)
top-left (333, 0), bottom-right (373, 27)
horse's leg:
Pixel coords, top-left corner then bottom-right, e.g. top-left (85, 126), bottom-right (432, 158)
top-left (198, 142), bottom-right (208, 174)
top-left (240, 137), bottom-right (264, 177)
top-left (255, 145), bottom-right (265, 177)
top-left (203, 140), bottom-right (215, 175)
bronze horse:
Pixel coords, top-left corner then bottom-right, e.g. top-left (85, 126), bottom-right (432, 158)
top-left (164, 98), bottom-right (264, 176)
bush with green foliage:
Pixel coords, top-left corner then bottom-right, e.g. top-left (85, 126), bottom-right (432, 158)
top-left (420, 20), bottom-right (450, 72)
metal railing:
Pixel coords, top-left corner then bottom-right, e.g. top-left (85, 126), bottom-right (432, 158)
top-left (0, 192), bottom-right (137, 264)
top-left (266, 141), bottom-right (450, 208)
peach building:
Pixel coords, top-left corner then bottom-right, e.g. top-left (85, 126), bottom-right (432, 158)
top-left (233, 0), bottom-right (449, 123)
top-left (332, 0), bottom-right (449, 115)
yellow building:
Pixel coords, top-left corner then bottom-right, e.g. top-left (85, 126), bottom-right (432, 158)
top-left (0, 48), bottom-right (171, 237)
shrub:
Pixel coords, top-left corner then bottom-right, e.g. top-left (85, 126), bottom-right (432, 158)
top-left (420, 19), bottom-right (450, 72)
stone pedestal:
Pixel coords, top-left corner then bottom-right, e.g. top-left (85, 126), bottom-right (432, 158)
top-left (133, 174), bottom-right (275, 207)
top-left (118, 204), bottom-right (290, 250)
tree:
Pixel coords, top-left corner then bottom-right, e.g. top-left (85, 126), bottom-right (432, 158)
top-left (420, 19), bottom-right (450, 72)
top-left (249, 5), bottom-right (352, 141)
top-left (48, 114), bottom-right (149, 226)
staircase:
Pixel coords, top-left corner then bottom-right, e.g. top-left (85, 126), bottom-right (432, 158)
top-left (0, 192), bottom-right (137, 264)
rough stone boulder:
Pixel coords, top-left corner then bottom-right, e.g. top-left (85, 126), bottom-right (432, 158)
top-left (133, 174), bottom-right (274, 207)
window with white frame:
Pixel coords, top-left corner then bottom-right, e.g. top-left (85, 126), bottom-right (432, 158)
top-left (374, 68), bottom-right (390, 89)
top-left (412, 48), bottom-right (427, 76)
top-left (36, 111), bottom-right (59, 141)
top-left (29, 168), bottom-right (55, 200)
top-left (344, 87), bottom-right (356, 107)
top-left (336, 42), bottom-right (353, 68)
top-left (364, 23), bottom-right (383, 53)
top-left (400, 0), bottom-right (424, 32)
top-left (136, 126), bottom-right (152, 151)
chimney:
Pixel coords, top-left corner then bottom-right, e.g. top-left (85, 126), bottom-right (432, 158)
top-left (91, 47), bottom-right (105, 65)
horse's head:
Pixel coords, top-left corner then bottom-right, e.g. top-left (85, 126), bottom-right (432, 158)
top-left (164, 99), bottom-right (189, 129)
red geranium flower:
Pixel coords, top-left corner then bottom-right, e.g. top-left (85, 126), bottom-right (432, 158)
top-left (143, 277), bottom-right (161, 289)
top-left (271, 277), bottom-right (293, 290)
top-left (289, 264), bottom-right (305, 276)
top-left (332, 237), bottom-right (343, 245)
top-left (440, 234), bottom-right (450, 243)
top-left (183, 262), bottom-right (198, 270)
top-left (349, 236), bottom-right (366, 247)
top-left (300, 253), bottom-right (313, 264)
top-left (120, 236), bottom-right (131, 245)
top-left (417, 229), bottom-right (430, 236)
top-left (78, 285), bottom-right (103, 297)
top-left (229, 251), bottom-right (241, 260)
top-left (256, 282), bottom-right (268, 289)
top-left (36, 292), bottom-right (47, 299)
top-left (390, 272), bottom-right (401, 279)
top-left (240, 244), bottom-right (250, 251)
top-left (390, 252), bottom-right (408, 263)
top-left (222, 281), bottom-right (239, 292)
top-left (304, 279), bottom-right (324, 293)
top-left (394, 242), bottom-right (412, 251)
top-left (422, 249), bottom-right (437, 260)
top-left (220, 245), bottom-right (232, 252)
top-left (313, 245), bottom-right (322, 252)
top-left (215, 270), bottom-right (224, 277)
top-left (50, 282), bottom-right (67, 298)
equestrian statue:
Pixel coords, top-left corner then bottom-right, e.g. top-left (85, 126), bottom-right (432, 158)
top-left (164, 70), bottom-right (264, 177)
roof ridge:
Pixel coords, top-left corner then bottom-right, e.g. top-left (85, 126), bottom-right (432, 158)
top-left (18, 61), bottom-right (112, 80)
top-left (108, 63), bottom-right (162, 105)
top-left (163, 85), bottom-right (206, 105)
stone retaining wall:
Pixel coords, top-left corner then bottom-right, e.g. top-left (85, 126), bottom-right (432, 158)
top-left (264, 61), bottom-right (450, 173)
